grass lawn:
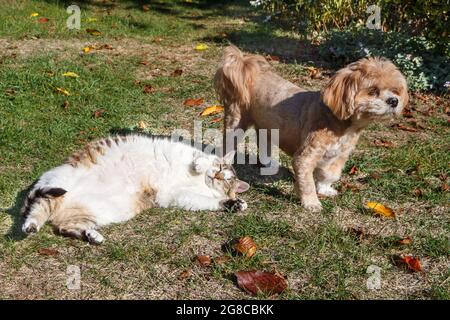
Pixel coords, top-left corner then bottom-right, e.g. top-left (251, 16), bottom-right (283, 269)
top-left (0, 0), bottom-right (449, 299)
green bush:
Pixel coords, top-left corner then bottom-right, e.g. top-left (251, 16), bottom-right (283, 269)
top-left (318, 28), bottom-right (450, 92)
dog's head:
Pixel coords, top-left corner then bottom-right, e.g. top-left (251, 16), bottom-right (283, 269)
top-left (322, 57), bottom-right (409, 122)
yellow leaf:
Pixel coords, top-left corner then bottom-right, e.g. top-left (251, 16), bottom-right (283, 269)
top-left (63, 72), bottom-right (79, 78)
top-left (55, 87), bottom-right (70, 96)
top-left (30, 12), bottom-right (39, 17)
top-left (82, 46), bottom-right (91, 53)
top-left (195, 43), bottom-right (209, 51)
top-left (366, 202), bottom-right (395, 218)
top-left (86, 28), bottom-right (101, 36)
top-left (200, 105), bottom-right (224, 116)
top-left (137, 121), bottom-right (147, 129)
top-left (87, 18), bottom-right (97, 22)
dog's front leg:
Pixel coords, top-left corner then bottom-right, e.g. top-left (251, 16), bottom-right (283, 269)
top-left (223, 106), bottom-right (249, 156)
top-left (293, 146), bottom-right (325, 212)
top-left (314, 155), bottom-right (348, 197)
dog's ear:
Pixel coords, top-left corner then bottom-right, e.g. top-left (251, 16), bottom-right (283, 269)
top-left (322, 65), bottom-right (360, 120)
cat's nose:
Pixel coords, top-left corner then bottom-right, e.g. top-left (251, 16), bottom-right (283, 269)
top-left (386, 97), bottom-right (398, 108)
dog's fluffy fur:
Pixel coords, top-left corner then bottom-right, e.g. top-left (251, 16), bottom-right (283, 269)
top-left (215, 45), bottom-right (408, 211)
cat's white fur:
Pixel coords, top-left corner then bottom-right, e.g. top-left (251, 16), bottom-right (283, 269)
top-left (21, 135), bottom-right (249, 244)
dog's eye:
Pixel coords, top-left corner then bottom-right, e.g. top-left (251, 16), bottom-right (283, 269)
top-left (368, 87), bottom-right (379, 96)
top-left (391, 89), bottom-right (400, 95)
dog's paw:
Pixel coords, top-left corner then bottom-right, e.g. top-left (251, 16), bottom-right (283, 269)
top-left (22, 218), bottom-right (39, 234)
top-left (84, 229), bottom-right (104, 245)
top-left (317, 184), bottom-right (338, 197)
top-left (303, 203), bottom-right (322, 212)
top-left (223, 198), bottom-right (247, 212)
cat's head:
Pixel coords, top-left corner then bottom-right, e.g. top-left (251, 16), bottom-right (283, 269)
top-left (206, 151), bottom-right (250, 199)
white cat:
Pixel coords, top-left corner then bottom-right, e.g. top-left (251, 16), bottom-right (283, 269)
top-left (21, 135), bottom-right (249, 244)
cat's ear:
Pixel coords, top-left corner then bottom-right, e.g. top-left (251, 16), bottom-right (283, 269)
top-left (235, 180), bottom-right (250, 193)
top-left (222, 151), bottom-right (236, 165)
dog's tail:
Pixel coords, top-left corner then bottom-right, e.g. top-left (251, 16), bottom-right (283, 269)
top-left (214, 45), bottom-right (270, 108)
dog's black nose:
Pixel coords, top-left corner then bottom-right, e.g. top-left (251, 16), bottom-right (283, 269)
top-left (386, 97), bottom-right (398, 108)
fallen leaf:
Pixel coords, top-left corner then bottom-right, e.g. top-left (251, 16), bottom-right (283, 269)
top-left (38, 17), bottom-right (49, 23)
top-left (195, 43), bottom-right (209, 51)
top-left (38, 248), bottom-right (59, 256)
top-left (30, 12), bottom-right (39, 17)
top-left (172, 69), bottom-right (183, 77)
top-left (86, 28), bottom-right (101, 36)
top-left (349, 166), bottom-right (358, 175)
top-left (234, 236), bottom-right (257, 258)
top-left (392, 123), bottom-right (417, 132)
top-left (55, 87), bottom-right (70, 96)
top-left (305, 66), bottom-right (321, 79)
top-left (143, 85), bottom-right (154, 94)
top-left (441, 183), bottom-right (449, 192)
top-left (366, 202), bottom-right (395, 218)
top-left (445, 106), bottom-right (450, 116)
top-left (398, 237), bottom-right (412, 245)
top-left (142, 4), bottom-right (150, 11)
top-left (61, 100), bottom-right (69, 109)
top-left (183, 98), bottom-right (204, 107)
top-left (153, 37), bottom-right (163, 43)
top-left (63, 71), bottom-right (79, 78)
top-left (82, 46), bottom-right (91, 53)
top-left (210, 116), bottom-right (223, 123)
top-left (413, 188), bottom-right (424, 197)
top-left (402, 107), bottom-right (414, 118)
top-left (340, 181), bottom-right (361, 192)
top-left (235, 271), bottom-right (287, 296)
top-left (195, 255), bottom-right (212, 267)
top-left (178, 269), bottom-right (192, 280)
top-left (87, 17), bottom-right (97, 22)
top-left (137, 121), bottom-right (147, 129)
top-left (373, 139), bottom-right (394, 148)
top-left (139, 60), bottom-right (150, 66)
top-left (92, 109), bottom-right (106, 118)
top-left (200, 105), bottom-right (224, 116)
top-left (393, 255), bottom-right (423, 272)
top-left (214, 255), bottom-right (230, 265)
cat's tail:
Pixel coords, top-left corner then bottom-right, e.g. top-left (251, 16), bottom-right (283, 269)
top-left (21, 187), bottom-right (100, 242)
top-left (214, 45), bottom-right (270, 108)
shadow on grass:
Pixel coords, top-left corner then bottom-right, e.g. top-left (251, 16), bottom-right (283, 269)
top-left (2, 187), bottom-right (31, 242)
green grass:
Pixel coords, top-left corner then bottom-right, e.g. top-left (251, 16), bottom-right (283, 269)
top-left (0, 0), bottom-right (449, 300)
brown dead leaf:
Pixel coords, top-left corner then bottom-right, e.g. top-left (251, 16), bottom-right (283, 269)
top-left (413, 188), bottom-right (424, 197)
top-left (213, 255), bottom-right (230, 265)
top-left (393, 255), bottom-right (423, 272)
top-left (305, 66), bottom-right (321, 79)
top-left (38, 17), bottom-right (49, 23)
top-left (195, 255), bottom-right (212, 267)
top-left (172, 69), bottom-right (183, 77)
top-left (139, 60), bottom-right (150, 66)
top-left (235, 271), bottom-right (287, 296)
top-left (441, 183), bottom-right (449, 192)
top-left (210, 116), bottom-right (223, 124)
top-left (143, 84), bottom-right (154, 94)
top-left (86, 28), bottom-right (101, 36)
top-left (373, 139), bottom-right (394, 148)
top-left (142, 4), bottom-right (150, 11)
top-left (92, 109), bottom-right (106, 118)
top-left (398, 237), bottom-right (412, 245)
top-left (234, 236), bottom-right (257, 258)
top-left (392, 123), bottom-right (417, 132)
top-left (178, 269), bottom-right (192, 280)
top-left (38, 248), bottom-right (59, 256)
top-left (183, 98), bottom-right (203, 107)
top-left (349, 166), bottom-right (358, 175)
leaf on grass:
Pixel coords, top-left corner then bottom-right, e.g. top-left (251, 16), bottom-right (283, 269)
top-left (143, 85), bottom-right (154, 94)
top-left (63, 72), bottom-right (79, 78)
top-left (210, 116), bottom-right (223, 124)
top-left (349, 166), bottom-right (358, 175)
top-left (86, 28), bottom-right (101, 36)
top-left (61, 100), bottom-right (69, 109)
top-left (87, 18), bottom-right (97, 22)
top-left (392, 123), bottom-right (417, 132)
top-left (441, 183), bottom-right (449, 192)
top-left (38, 17), bottom-right (49, 23)
top-left (195, 43), bottom-right (209, 51)
top-left (213, 255), bottom-right (230, 265)
top-left (142, 5), bottom-right (150, 12)
top-left (393, 255), bottom-right (423, 272)
top-left (200, 105), bottom-right (224, 116)
top-left (234, 236), bottom-right (257, 258)
top-left (137, 121), bottom-right (147, 130)
top-left (30, 12), bottom-right (39, 17)
top-left (92, 109), bottom-right (106, 118)
top-left (178, 269), bottom-right (192, 280)
top-left (38, 248), bottom-right (59, 256)
top-left (139, 60), bottom-right (150, 66)
top-left (55, 87), bottom-right (70, 96)
top-left (82, 46), bottom-right (91, 53)
top-left (305, 66), bottom-right (321, 79)
top-left (172, 69), bottom-right (183, 77)
top-left (195, 255), bottom-right (212, 267)
top-left (413, 188), bottom-right (424, 197)
top-left (398, 237), bottom-right (412, 245)
top-left (373, 139), bottom-right (394, 148)
top-left (366, 202), bottom-right (395, 218)
top-left (235, 271), bottom-right (287, 296)
top-left (183, 98), bottom-right (204, 107)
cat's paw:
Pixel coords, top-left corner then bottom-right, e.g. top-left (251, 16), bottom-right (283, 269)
top-left (84, 229), bottom-right (104, 245)
top-left (193, 157), bottom-right (211, 174)
top-left (22, 218), bottom-right (39, 234)
top-left (223, 198), bottom-right (247, 212)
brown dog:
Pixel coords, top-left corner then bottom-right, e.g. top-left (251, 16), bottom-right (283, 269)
top-left (214, 45), bottom-right (408, 211)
